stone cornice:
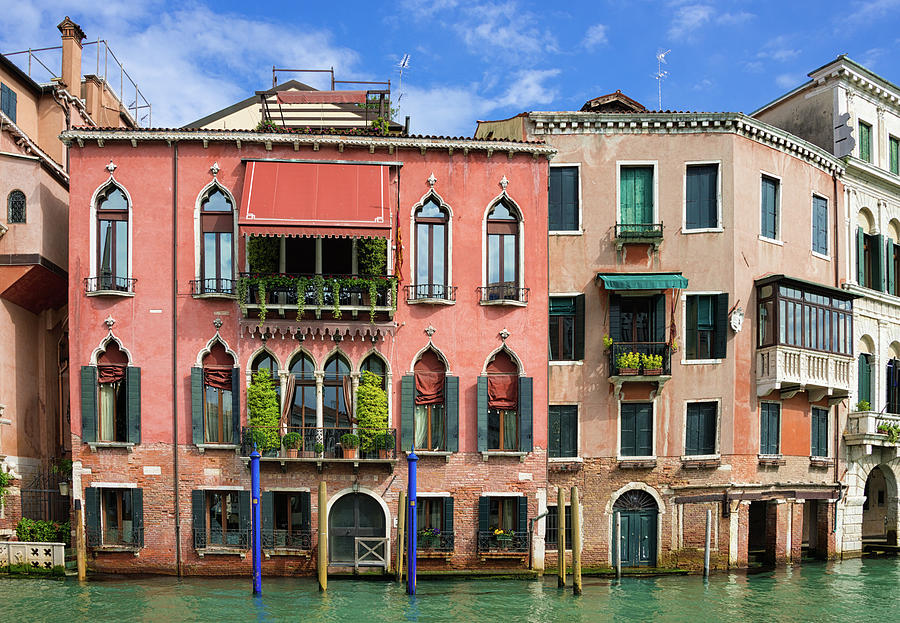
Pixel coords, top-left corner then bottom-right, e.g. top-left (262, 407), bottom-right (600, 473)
top-left (811, 62), bottom-right (900, 110)
top-left (59, 128), bottom-right (557, 157)
top-left (527, 111), bottom-right (844, 176)
top-left (843, 156), bottom-right (900, 197)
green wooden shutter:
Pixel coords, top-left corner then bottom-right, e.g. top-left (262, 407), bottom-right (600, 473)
top-left (859, 354), bottom-right (872, 404)
top-left (239, 490), bottom-right (251, 548)
top-left (80, 366), bottom-right (97, 443)
top-left (635, 167), bottom-right (653, 225)
top-left (401, 375), bottom-right (414, 452)
top-left (702, 403), bottom-right (717, 455)
top-left (231, 368), bottom-right (241, 445)
top-left (561, 167), bottom-right (578, 230)
top-left (191, 366), bottom-right (203, 445)
top-left (445, 376), bottom-right (459, 452)
top-left (686, 166), bottom-right (700, 229)
top-left (888, 241), bottom-right (896, 296)
top-left (132, 488), bottom-right (144, 547)
top-left (300, 491), bottom-right (311, 529)
top-left (857, 227), bottom-right (866, 286)
top-left (477, 376), bottom-right (488, 452)
top-left (685, 405), bottom-right (699, 455)
top-left (811, 409), bottom-right (820, 457)
top-left (813, 197), bottom-right (828, 255)
top-left (761, 177), bottom-right (778, 239)
top-left (126, 366), bottom-right (141, 444)
top-left (760, 404), bottom-right (769, 454)
top-left (516, 497), bottom-right (528, 536)
top-left (891, 136), bottom-right (899, 175)
top-left (637, 403), bottom-right (653, 456)
top-left (548, 406), bottom-right (560, 458)
top-left (714, 293), bottom-right (729, 359)
top-left (261, 491), bottom-right (274, 544)
top-left (653, 294), bottom-right (666, 343)
top-left (608, 293), bottom-right (622, 342)
top-left (191, 490), bottom-right (206, 549)
top-left (442, 497), bottom-right (454, 535)
top-left (549, 167), bottom-right (562, 230)
top-left (518, 377), bottom-right (533, 452)
top-left (574, 294), bottom-right (585, 360)
top-left (85, 487), bottom-right (100, 545)
top-left (874, 234), bottom-right (885, 292)
top-left (562, 406), bottom-right (577, 457)
top-left (859, 122), bottom-right (871, 162)
top-left (620, 167), bottom-right (635, 225)
top-left (478, 497), bottom-right (489, 533)
top-left (621, 404), bottom-right (635, 456)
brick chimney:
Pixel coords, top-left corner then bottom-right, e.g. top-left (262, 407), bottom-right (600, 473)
top-left (57, 16), bottom-right (86, 94)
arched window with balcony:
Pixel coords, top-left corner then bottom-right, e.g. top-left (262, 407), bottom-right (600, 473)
top-left (94, 183), bottom-right (131, 292)
top-left (414, 197), bottom-right (449, 300)
top-left (413, 349), bottom-right (446, 451)
top-left (484, 198), bottom-right (522, 302)
top-left (323, 354), bottom-right (351, 450)
top-left (197, 185), bottom-right (235, 294)
top-left (251, 350), bottom-right (280, 403)
top-left (288, 353), bottom-right (316, 430)
top-left (202, 343), bottom-right (236, 444)
top-left (361, 353), bottom-right (387, 390)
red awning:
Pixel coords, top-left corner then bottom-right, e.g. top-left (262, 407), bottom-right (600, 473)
top-left (239, 161), bottom-right (392, 238)
top-left (276, 90), bottom-right (368, 104)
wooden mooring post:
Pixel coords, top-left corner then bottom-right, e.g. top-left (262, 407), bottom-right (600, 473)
top-left (75, 499), bottom-right (86, 581)
top-left (703, 508), bottom-right (711, 579)
top-left (571, 486), bottom-right (582, 596)
top-left (318, 481), bottom-right (327, 591)
top-left (396, 490), bottom-right (406, 583)
top-left (557, 487), bottom-right (566, 588)
top-left (615, 511), bottom-right (622, 580)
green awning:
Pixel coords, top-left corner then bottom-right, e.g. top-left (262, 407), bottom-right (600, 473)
top-left (549, 296), bottom-right (576, 315)
top-left (596, 272), bottom-right (688, 290)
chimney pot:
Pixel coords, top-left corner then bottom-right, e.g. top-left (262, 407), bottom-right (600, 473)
top-left (57, 16), bottom-right (85, 93)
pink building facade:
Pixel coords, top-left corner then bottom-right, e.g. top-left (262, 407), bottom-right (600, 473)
top-left (63, 126), bottom-right (552, 575)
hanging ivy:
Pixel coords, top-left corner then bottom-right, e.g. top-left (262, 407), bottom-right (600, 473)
top-left (331, 279), bottom-right (342, 319)
top-left (257, 281), bottom-right (267, 328)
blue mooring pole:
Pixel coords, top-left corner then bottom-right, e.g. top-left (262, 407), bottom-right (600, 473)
top-left (250, 445), bottom-right (262, 595)
top-left (406, 448), bottom-right (418, 595)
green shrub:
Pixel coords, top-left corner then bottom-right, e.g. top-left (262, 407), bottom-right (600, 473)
top-left (282, 432), bottom-right (302, 449)
top-left (641, 353), bottom-right (663, 369)
top-left (856, 400), bottom-right (871, 412)
top-left (340, 433), bottom-right (360, 449)
top-left (15, 518), bottom-right (69, 544)
top-left (246, 236), bottom-right (279, 273)
top-left (247, 370), bottom-right (280, 452)
top-left (357, 237), bottom-right (387, 276)
top-left (615, 351), bottom-right (642, 370)
top-left (356, 371), bottom-right (388, 451)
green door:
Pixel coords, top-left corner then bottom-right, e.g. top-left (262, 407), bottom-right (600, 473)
top-left (620, 166), bottom-right (653, 228)
top-left (612, 490), bottom-right (658, 567)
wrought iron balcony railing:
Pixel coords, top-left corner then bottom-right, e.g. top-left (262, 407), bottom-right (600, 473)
top-left (404, 283), bottom-right (457, 302)
top-left (193, 527), bottom-right (250, 550)
top-left (240, 425), bottom-right (397, 460)
top-left (477, 530), bottom-right (528, 553)
top-left (261, 528), bottom-right (313, 550)
top-left (478, 284), bottom-right (529, 304)
top-left (608, 341), bottom-right (671, 376)
top-left (615, 223), bottom-right (663, 239)
top-left (190, 278), bottom-right (237, 296)
top-left (84, 275), bottom-right (136, 294)
top-left (416, 531), bottom-right (454, 552)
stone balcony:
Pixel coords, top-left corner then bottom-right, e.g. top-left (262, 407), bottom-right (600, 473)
top-left (844, 411), bottom-right (900, 456)
top-left (756, 345), bottom-right (853, 401)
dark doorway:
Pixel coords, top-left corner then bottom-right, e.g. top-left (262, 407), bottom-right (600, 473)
top-left (748, 501), bottom-right (768, 564)
top-left (612, 490), bottom-right (658, 567)
top-left (285, 237), bottom-right (315, 274)
top-left (321, 238), bottom-right (352, 275)
top-left (329, 493), bottom-right (386, 565)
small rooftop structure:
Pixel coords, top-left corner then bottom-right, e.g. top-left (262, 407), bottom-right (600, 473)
top-left (581, 90), bottom-right (647, 113)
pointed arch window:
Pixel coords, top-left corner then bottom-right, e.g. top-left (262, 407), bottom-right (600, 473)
top-left (361, 354), bottom-right (387, 390)
top-left (414, 350), bottom-right (446, 451)
top-left (414, 197), bottom-right (450, 300)
top-left (80, 340), bottom-right (141, 445)
top-left (483, 198), bottom-right (524, 302)
top-left (200, 187), bottom-right (235, 294)
top-left (289, 353), bottom-right (316, 430)
top-left (202, 343), bottom-right (235, 444)
top-left (485, 351), bottom-right (519, 451)
top-left (93, 184), bottom-right (132, 293)
top-left (252, 351), bottom-right (280, 403)
top-left (324, 354), bottom-right (351, 444)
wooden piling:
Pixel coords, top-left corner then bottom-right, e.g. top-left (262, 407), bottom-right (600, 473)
top-left (75, 499), bottom-right (86, 581)
top-left (318, 481), bottom-right (327, 591)
top-left (615, 511), bottom-right (622, 579)
top-left (557, 487), bottom-right (566, 588)
top-left (704, 508), bottom-right (711, 578)
top-left (396, 490), bottom-right (406, 583)
top-left (571, 486), bottom-right (582, 595)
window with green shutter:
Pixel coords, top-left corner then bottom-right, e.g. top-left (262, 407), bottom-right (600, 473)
top-left (619, 166), bottom-right (654, 227)
top-left (549, 166), bottom-right (579, 231)
top-left (620, 402), bottom-right (653, 457)
top-left (686, 294), bottom-right (728, 360)
top-left (890, 136), bottom-right (899, 175)
top-left (263, 491), bottom-right (311, 549)
top-left (759, 402), bottom-right (781, 455)
top-left (760, 175), bottom-right (779, 240)
top-left (859, 121), bottom-right (872, 162)
top-left (685, 402), bottom-right (717, 456)
top-left (550, 295), bottom-right (584, 361)
top-left (548, 405), bottom-right (578, 458)
top-left (812, 196), bottom-right (828, 255)
top-left (811, 407), bottom-right (829, 457)
top-left (858, 353), bottom-right (872, 406)
top-left (86, 487), bottom-right (143, 547)
top-left (685, 164), bottom-right (718, 230)
top-left (0, 83), bottom-right (16, 123)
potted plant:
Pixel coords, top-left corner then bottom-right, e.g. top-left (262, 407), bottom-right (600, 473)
top-left (877, 422), bottom-right (900, 444)
top-left (341, 433), bottom-right (360, 459)
top-left (377, 431), bottom-right (395, 459)
top-left (603, 335), bottom-right (614, 351)
top-left (856, 400), bottom-right (871, 412)
top-left (419, 527), bottom-right (441, 549)
top-left (493, 527), bottom-right (513, 549)
top-left (282, 432), bottom-right (302, 458)
top-left (641, 353), bottom-right (663, 375)
top-left (615, 351), bottom-right (642, 375)
top-left (314, 441), bottom-right (325, 456)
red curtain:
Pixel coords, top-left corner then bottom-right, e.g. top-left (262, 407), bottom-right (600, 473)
top-left (488, 375), bottom-right (518, 409)
top-left (97, 364), bottom-right (126, 384)
top-left (415, 372), bottom-right (444, 405)
top-left (204, 367), bottom-right (232, 390)
top-left (343, 376), bottom-right (355, 424)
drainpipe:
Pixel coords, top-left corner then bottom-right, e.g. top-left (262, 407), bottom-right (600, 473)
top-left (173, 142), bottom-right (181, 576)
top-left (527, 510), bottom-right (548, 570)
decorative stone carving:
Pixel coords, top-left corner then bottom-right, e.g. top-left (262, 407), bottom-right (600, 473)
top-left (106, 160), bottom-right (117, 173)
top-left (499, 175), bottom-right (509, 191)
top-left (499, 328), bottom-right (510, 342)
top-left (104, 315), bottom-right (115, 330)
top-left (424, 325), bottom-right (436, 338)
top-left (210, 161), bottom-right (220, 176)
top-left (730, 307), bottom-right (744, 333)
top-left (427, 172), bottom-right (436, 188)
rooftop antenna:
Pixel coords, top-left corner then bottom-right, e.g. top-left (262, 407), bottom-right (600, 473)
top-left (396, 53), bottom-right (410, 106)
top-left (654, 49), bottom-right (670, 110)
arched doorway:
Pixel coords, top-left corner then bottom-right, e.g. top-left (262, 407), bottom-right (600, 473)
top-left (612, 490), bottom-right (658, 567)
top-left (862, 465), bottom-right (899, 545)
top-left (329, 492), bottom-right (387, 565)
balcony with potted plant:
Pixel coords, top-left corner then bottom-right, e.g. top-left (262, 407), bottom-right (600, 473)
top-left (607, 341), bottom-right (671, 400)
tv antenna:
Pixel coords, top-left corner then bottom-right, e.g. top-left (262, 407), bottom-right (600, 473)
top-left (396, 53), bottom-right (410, 105)
top-left (654, 49), bottom-right (670, 110)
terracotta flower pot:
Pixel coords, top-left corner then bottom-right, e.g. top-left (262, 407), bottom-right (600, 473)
top-left (643, 368), bottom-right (662, 376)
top-left (619, 368), bottom-right (639, 376)
top-left (286, 448), bottom-right (299, 458)
top-left (343, 447), bottom-right (358, 459)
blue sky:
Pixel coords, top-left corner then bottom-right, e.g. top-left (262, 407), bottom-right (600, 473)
top-left (2, 1), bottom-right (899, 135)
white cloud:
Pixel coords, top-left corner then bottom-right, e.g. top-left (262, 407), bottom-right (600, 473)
top-left (667, 4), bottom-right (714, 40)
top-left (716, 11), bottom-right (754, 25)
top-left (456, 2), bottom-right (557, 59)
top-left (775, 73), bottom-right (802, 89)
top-left (846, 0), bottom-right (900, 24)
top-left (582, 24), bottom-right (608, 49)
top-left (693, 78), bottom-right (714, 91)
top-left (756, 36), bottom-right (801, 62)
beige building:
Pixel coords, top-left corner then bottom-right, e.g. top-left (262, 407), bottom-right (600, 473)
top-left (754, 56), bottom-right (900, 556)
top-left (479, 93), bottom-right (851, 569)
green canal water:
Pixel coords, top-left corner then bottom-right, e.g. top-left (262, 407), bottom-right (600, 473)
top-left (3, 559), bottom-right (897, 622)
